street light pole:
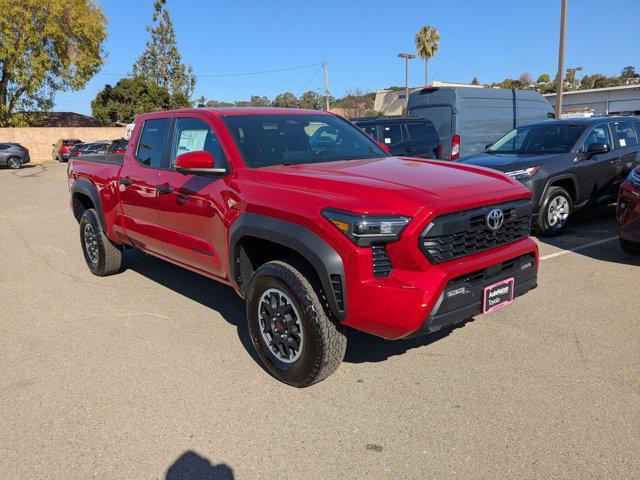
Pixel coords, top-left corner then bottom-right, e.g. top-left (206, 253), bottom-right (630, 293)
top-left (555, 0), bottom-right (568, 118)
top-left (398, 53), bottom-right (415, 114)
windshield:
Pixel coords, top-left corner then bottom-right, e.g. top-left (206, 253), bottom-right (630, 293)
top-left (222, 114), bottom-right (385, 168)
top-left (488, 124), bottom-right (586, 154)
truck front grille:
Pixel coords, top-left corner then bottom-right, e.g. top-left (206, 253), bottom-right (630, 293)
top-left (420, 199), bottom-right (532, 264)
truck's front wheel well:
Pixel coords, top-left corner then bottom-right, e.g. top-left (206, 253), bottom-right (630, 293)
top-left (234, 236), bottom-right (322, 297)
top-left (72, 193), bottom-right (95, 222)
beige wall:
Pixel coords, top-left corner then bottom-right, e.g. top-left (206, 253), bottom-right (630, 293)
top-left (0, 127), bottom-right (126, 162)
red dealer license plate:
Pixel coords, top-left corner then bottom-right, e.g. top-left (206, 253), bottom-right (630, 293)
top-left (483, 277), bottom-right (515, 314)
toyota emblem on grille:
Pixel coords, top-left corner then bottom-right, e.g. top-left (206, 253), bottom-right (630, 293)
top-left (486, 208), bottom-right (505, 231)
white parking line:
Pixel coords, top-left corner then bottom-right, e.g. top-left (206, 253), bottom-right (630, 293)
top-left (539, 236), bottom-right (619, 261)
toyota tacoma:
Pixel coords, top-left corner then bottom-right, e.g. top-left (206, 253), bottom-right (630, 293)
top-left (68, 108), bottom-right (539, 387)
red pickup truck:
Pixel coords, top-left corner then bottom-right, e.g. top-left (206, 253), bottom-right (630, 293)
top-left (68, 108), bottom-right (539, 387)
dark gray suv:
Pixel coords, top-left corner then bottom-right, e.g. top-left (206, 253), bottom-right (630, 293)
top-left (0, 142), bottom-right (30, 169)
top-left (461, 116), bottom-right (640, 236)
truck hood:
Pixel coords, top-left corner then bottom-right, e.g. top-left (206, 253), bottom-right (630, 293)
top-left (460, 152), bottom-right (566, 172)
top-left (253, 156), bottom-right (526, 214)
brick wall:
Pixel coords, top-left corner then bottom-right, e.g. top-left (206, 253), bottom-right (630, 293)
top-left (0, 127), bottom-right (126, 162)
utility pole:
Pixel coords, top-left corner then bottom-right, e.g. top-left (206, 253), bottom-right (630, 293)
top-left (555, 0), bottom-right (568, 118)
top-left (398, 53), bottom-right (415, 114)
top-left (323, 60), bottom-right (330, 111)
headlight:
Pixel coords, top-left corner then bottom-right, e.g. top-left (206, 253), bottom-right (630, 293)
top-left (322, 209), bottom-right (411, 246)
top-left (505, 166), bottom-right (540, 180)
top-left (628, 168), bottom-right (640, 187)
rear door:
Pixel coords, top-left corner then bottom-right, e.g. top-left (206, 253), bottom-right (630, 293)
top-left (610, 120), bottom-right (640, 186)
top-left (409, 106), bottom-right (453, 158)
top-left (403, 121), bottom-right (439, 158)
top-left (117, 117), bottom-right (170, 253)
top-left (155, 115), bottom-right (231, 277)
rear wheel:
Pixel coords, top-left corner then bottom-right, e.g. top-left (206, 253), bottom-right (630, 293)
top-left (535, 186), bottom-right (572, 236)
top-left (7, 157), bottom-right (21, 169)
top-left (246, 260), bottom-right (347, 387)
top-left (79, 209), bottom-right (123, 276)
top-left (620, 237), bottom-right (640, 255)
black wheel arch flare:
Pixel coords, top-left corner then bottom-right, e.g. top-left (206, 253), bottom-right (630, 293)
top-left (228, 213), bottom-right (347, 321)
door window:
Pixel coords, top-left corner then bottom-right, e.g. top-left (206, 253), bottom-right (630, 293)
top-left (360, 125), bottom-right (378, 141)
top-left (612, 121), bottom-right (639, 148)
top-left (381, 124), bottom-right (403, 145)
top-left (171, 117), bottom-right (228, 169)
top-left (136, 118), bottom-right (170, 168)
top-left (579, 123), bottom-right (613, 153)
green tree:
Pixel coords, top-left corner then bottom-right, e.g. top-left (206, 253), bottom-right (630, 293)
top-left (91, 76), bottom-right (190, 125)
top-left (471, 77), bottom-right (480, 85)
top-left (414, 25), bottom-right (440, 86)
top-left (621, 66), bottom-right (638, 78)
top-left (132, 0), bottom-right (195, 98)
top-left (537, 73), bottom-right (550, 83)
top-left (299, 90), bottom-right (322, 110)
top-left (0, 0), bottom-right (107, 126)
top-left (271, 92), bottom-right (299, 108)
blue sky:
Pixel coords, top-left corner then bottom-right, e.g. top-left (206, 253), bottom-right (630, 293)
top-left (56, 0), bottom-right (640, 115)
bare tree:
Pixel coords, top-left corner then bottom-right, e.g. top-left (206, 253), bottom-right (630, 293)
top-left (335, 87), bottom-right (374, 118)
top-left (519, 72), bottom-right (533, 86)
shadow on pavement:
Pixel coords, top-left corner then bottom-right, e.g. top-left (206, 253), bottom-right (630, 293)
top-left (534, 204), bottom-right (640, 266)
top-left (123, 249), bottom-right (463, 366)
top-left (166, 450), bottom-right (234, 480)
top-left (344, 320), bottom-right (471, 364)
top-left (123, 249), bottom-right (261, 366)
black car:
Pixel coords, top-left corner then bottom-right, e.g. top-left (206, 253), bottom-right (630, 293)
top-left (0, 142), bottom-right (30, 169)
top-left (461, 116), bottom-right (640, 236)
top-left (351, 116), bottom-right (441, 159)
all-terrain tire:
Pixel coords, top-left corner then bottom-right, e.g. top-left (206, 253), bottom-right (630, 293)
top-left (534, 186), bottom-right (572, 236)
top-left (246, 259), bottom-right (347, 387)
top-left (79, 209), bottom-right (123, 276)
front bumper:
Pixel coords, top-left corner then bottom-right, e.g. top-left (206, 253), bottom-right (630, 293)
top-left (341, 237), bottom-right (539, 339)
top-left (404, 253), bottom-right (537, 338)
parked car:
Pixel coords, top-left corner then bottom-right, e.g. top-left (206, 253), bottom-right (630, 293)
top-left (461, 116), bottom-right (640, 235)
top-left (68, 107), bottom-right (538, 386)
top-left (69, 141), bottom-right (111, 158)
top-left (0, 142), bottom-right (30, 169)
top-left (52, 139), bottom-right (82, 162)
top-left (407, 86), bottom-right (555, 160)
top-left (106, 138), bottom-right (128, 155)
top-left (350, 116), bottom-right (440, 158)
top-left (617, 166), bottom-right (640, 254)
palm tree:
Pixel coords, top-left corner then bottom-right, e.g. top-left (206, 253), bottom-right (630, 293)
top-left (414, 26), bottom-right (441, 86)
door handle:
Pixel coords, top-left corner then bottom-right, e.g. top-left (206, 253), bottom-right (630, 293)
top-left (118, 177), bottom-right (133, 186)
top-left (155, 184), bottom-right (174, 194)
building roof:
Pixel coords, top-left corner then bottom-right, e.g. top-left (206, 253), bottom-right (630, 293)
top-left (544, 84), bottom-right (640, 97)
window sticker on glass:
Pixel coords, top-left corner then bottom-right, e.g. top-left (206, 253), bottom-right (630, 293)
top-left (620, 138), bottom-right (626, 147)
top-left (384, 138), bottom-right (391, 144)
top-left (177, 129), bottom-right (207, 155)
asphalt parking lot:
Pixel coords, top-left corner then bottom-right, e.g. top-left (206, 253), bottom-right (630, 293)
top-left (1, 163), bottom-right (639, 480)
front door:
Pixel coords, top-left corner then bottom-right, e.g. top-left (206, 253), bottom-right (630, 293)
top-left (155, 115), bottom-right (231, 277)
top-left (118, 117), bottom-right (170, 254)
top-left (575, 122), bottom-right (619, 205)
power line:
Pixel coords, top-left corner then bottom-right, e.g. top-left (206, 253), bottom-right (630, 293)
top-left (96, 62), bottom-right (323, 79)
top-left (298, 64), bottom-right (324, 94)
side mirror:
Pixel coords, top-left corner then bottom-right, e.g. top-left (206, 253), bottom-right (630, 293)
top-left (174, 150), bottom-right (226, 175)
top-left (585, 142), bottom-right (610, 158)
top-left (377, 141), bottom-right (391, 155)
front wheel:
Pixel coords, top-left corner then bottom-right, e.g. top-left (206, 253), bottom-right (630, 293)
top-left (7, 157), bottom-right (22, 169)
top-left (246, 260), bottom-right (347, 387)
top-left (79, 209), bottom-right (123, 276)
top-left (535, 186), bottom-right (572, 236)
